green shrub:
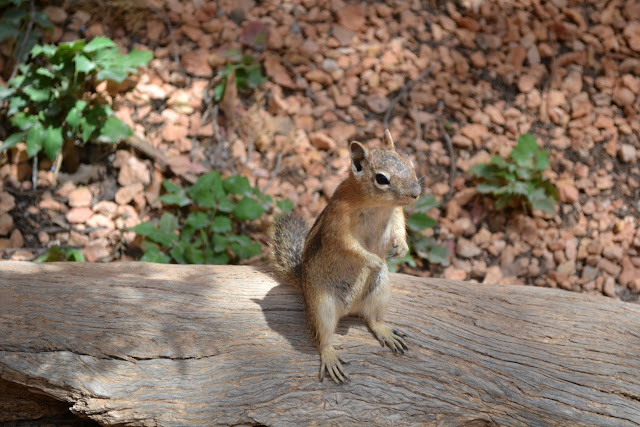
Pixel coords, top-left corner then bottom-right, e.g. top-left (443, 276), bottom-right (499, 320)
top-left (34, 245), bottom-right (85, 262)
top-left (389, 194), bottom-right (449, 272)
top-left (0, 37), bottom-right (152, 161)
top-left (470, 133), bottom-right (558, 214)
top-left (212, 50), bottom-right (267, 102)
top-left (131, 171), bottom-right (292, 264)
top-left (0, 0), bottom-right (52, 64)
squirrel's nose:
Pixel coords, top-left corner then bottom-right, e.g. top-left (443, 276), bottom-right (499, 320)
top-left (410, 182), bottom-right (421, 199)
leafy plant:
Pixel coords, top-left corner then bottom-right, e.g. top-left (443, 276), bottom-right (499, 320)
top-left (388, 194), bottom-right (450, 272)
top-left (130, 171), bottom-right (292, 264)
top-left (212, 50), bottom-right (267, 102)
top-left (34, 245), bottom-right (85, 262)
top-left (469, 133), bottom-right (558, 214)
top-left (0, 0), bottom-right (52, 64)
top-left (0, 37), bottom-right (152, 162)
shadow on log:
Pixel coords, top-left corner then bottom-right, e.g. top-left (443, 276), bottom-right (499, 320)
top-left (0, 261), bottom-right (639, 426)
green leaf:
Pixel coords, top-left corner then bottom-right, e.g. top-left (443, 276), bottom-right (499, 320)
top-left (427, 244), bottom-right (449, 266)
top-left (65, 248), bottom-right (85, 262)
top-left (510, 134), bottom-right (538, 167)
top-left (223, 175), bottom-right (252, 195)
top-left (25, 124), bottom-right (45, 157)
top-left (407, 213), bottom-right (437, 232)
top-left (30, 44), bottom-right (56, 58)
top-left (34, 246), bottom-right (64, 262)
top-left (233, 197), bottom-right (264, 221)
top-left (141, 247), bottom-right (171, 263)
top-left (0, 132), bottom-right (25, 152)
top-left (185, 246), bottom-right (204, 264)
top-left (65, 100), bottom-right (88, 132)
top-left (189, 171), bottom-right (224, 208)
top-left (42, 125), bottom-right (63, 161)
top-left (476, 183), bottom-right (501, 194)
top-left (169, 241), bottom-right (188, 264)
top-left (83, 36), bottom-right (116, 52)
top-left (158, 212), bottom-right (179, 233)
top-left (276, 199), bottom-right (294, 213)
top-left (534, 150), bottom-right (549, 171)
top-left (411, 194), bottom-right (439, 213)
top-left (212, 234), bottom-right (228, 252)
top-left (122, 49), bottom-right (152, 68)
top-left (231, 241), bottom-right (262, 259)
top-left (73, 54), bottom-right (95, 73)
top-left (10, 113), bottom-right (38, 131)
top-left (96, 67), bottom-right (129, 83)
top-left (217, 196), bottom-right (235, 213)
top-left (185, 212), bottom-right (210, 230)
top-left (207, 251), bottom-right (229, 265)
top-left (531, 196), bottom-right (556, 214)
top-left (97, 116), bottom-right (132, 143)
top-left (23, 85), bottom-right (50, 102)
top-left (35, 67), bottom-right (55, 78)
top-left (213, 82), bottom-right (226, 102)
top-left (211, 215), bottom-right (232, 233)
top-left (130, 222), bottom-right (178, 246)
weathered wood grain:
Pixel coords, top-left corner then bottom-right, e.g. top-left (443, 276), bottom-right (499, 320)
top-left (0, 261), bottom-right (639, 426)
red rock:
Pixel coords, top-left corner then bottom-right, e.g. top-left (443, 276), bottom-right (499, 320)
top-left (336, 4), bottom-right (365, 32)
top-left (310, 133), bottom-right (336, 151)
top-left (44, 6), bottom-right (67, 24)
top-left (619, 144), bottom-right (637, 163)
top-left (613, 86), bottom-right (635, 106)
top-left (483, 266), bottom-right (503, 284)
top-left (66, 207), bottom-right (93, 224)
top-left (444, 266), bottom-right (467, 281)
top-left (517, 74), bottom-right (537, 93)
top-left (0, 212), bottom-right (13, 235)
top-left (460, 124), bottom-right (488, 145)
top-left (115, 183), bottom-right (144, 205)
top-left (365, 94), bottom-right (390, 114)
top-left (623, 22), bottom-right (640, 52)
top-left (68, 187), bottom-right (93, 208)
top-left (0, 191), bottom-right (15, 213)
top-left (92, 201), bottom-right (118, 217)
top-left (328, 123), bottom-right (356, 143)
top-left (118, 156), bottom-right (151, 186)
top-left (456, 238), bottom-right (481, 258)
top-left (9, 229), bottom-right (23, 248)
top-left (305, 69), bottom-right (332, 85)
top-left (263, 55), bottom-right (296, 89)
top-left (181, 50), bottom-right (212, 77)
top-left (82, 239), bottom-right (111, 262)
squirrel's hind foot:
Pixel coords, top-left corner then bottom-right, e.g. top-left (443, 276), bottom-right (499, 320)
top-left (320, 346), bottom-right (349, 384)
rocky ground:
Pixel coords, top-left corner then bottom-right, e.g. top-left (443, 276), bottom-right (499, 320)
top-left (0, 0), bottom-right (639, 301)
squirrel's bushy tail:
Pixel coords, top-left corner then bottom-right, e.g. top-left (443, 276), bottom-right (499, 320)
top-left (268, 212), bottom-right (309, 288)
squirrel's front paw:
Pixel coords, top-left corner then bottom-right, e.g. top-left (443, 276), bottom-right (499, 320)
top-left (390, 237), bottom-right (409, 258)
top-left (366, 254), bottom-right (386, 271)
top-left (320, 346), bottom-right (349, 384)
top-left (369, 322), bottom-right (409, 354)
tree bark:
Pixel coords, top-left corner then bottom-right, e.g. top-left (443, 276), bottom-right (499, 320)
top-left (0, 261), bottom-right (639, 426)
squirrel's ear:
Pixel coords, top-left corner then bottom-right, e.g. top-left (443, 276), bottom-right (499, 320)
top-left (383, 129), bottom-right (395, 150)
top-left (350, 141), bottom-right (369, 176)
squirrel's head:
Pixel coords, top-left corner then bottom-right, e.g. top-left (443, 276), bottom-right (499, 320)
top-left (349, 130), bottom-right (421, 207)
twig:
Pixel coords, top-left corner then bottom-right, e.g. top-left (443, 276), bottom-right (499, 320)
top-left (261, 152), bottom-right (283, 194)
top-left (31, 154), bottom-right (38, 189)
top-left (410, 105), bottom-right (428, 185)
top-left (51, 151), bottom-right (63, 187)
top-left (125, 134), bottom-right (168, 170)
top-left (9, 0), bottom-right (35, 81)
top-left (438, 120), bottom-right (456, 206)
top-left (282, 60), bottom-right (354, 124)
top-left (383, 66), bottom-right (434, 130)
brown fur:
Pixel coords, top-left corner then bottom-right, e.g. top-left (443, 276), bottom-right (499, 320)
top-left (269, 130), bottom-right (421, 384)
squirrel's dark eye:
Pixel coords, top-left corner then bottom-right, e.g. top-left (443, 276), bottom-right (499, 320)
top-left (375, 173), bottom-right (390, 185)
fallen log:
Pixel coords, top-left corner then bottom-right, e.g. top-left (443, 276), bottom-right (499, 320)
top-left (0, 261), bottom-right (639, 426)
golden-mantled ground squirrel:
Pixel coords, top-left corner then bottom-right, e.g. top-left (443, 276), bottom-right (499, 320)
top-left (269, 130), bottom-right (421, 384)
